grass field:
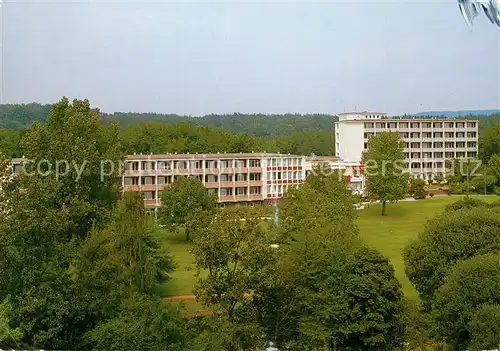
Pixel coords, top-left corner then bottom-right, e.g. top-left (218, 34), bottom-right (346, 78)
top-left (155, 195), bottom-right (498, 311)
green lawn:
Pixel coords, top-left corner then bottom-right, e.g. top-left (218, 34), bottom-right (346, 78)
top-left (156, 195), bottom-right (498, 305)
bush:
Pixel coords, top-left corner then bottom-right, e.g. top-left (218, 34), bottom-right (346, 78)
top-left (409, 179), bottom-right (426, 200)
top-left (444, 197), bottom-right (489, 212)
top-left (468, 304), bottom-right (500, 351)
top-left (489, 199), bottom-right (500, 208)
top-left (429, 193), bottom-right (435, 198)
top-left (448, 184), bottom-right (464, 194)
top-left (471, 175), bottom-right (497, 194)
top-left (403, 207), bottom-right (500, 308)
top-left (432, 253), bottom-right (500, 350)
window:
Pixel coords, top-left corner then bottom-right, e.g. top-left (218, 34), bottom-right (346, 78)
top-left (433, 142), bottom-right (443, 148)
top-left (250, 186), bottom-right (261, 194)
top-left (433, 122), bottom-right (443, 128)
top-left (157, 176), bottom-right (166, 185)
top-left (189, 161), bottom-right (202, 169)
top-left (124, 177), bottom-right (139, 185)
top-left (434, 152), bottom-right (443, 158)
top-left (422, 142), bottom-right (432, 148)
top-left (207, 188), bottom-right (217, 195)
top-left (411, 142), bottom-right (421, 148)
top-left (445, 152), bottom-right (455, 158)
top-left (249, 159), bottom-right (260, 167)
top-left (220, 174), bottom-right (232, 182)
top-left (235, 173), bottom-right (247, 181)
top-left (399, 122), bottom-right (409, 128)
top-left (456, 132), bottom-right (465, 138)
top-left (143, 191), bottom-right (154, 200)
top-left (235, 187), bottom-right (247, 195)
top-left (400, 132), bottom-right (409, 138)
top-left (249, 173), bottom-right (261, 181)
top-left (422, 122), bottom-right (432, 128)
top-left (422, 132), bottom-right (432, 138)
top-left (456, 122), bottom-right (465, 128)
top-left (220, 160), bottom-right (231, 168)
top-left (433, 132), bottom-right (443, 138)
top-left (364, 132), bottom-right (374, 139)
top-left (205, 175), bottom-right (217, 182)
top-left (456, 152), bottom-right (466, 158)
top-left (234, 160), bottom-right (246, 168)
top-left (411, 122), bottom-right (420, 128)
top-left (175, 161), bottom-right (187, 169)
top-left (467, 151), bottom-right (477, 158)
top-left (436, 162), bottom-right (443, 168)
top-left (467, 132), bottom-right (477, 138)
top-left (467, 142), bottom-right (476, 148)
top-left (161, 161), bottom-right (173, 170)
top-left (375, 122), bottom-right (386, 128)
top-left (411, 152), bottom-right (421, 159)
top-left (388, 122), bottom-right (397, 128)
top-left (141, 162), bottom-right (155, 171)
top-left (220, 188), bottom-right (233, 196)
top-left (205, 160), bottom-right (218, 169)
top-left (364, 122), bottom-right (374, 128)
top-left (445, 142), bottom-right (454, 148)
top-left (410, 132), bottom-right (421, 138)
top-left (141, 176), bottom-right (155, 185)
top-left (445, 132), bottom-right (454, 138)
top-left (466, 122), bottom-right (476, 128)
top-left (422, 152), bottom-right (432, 159)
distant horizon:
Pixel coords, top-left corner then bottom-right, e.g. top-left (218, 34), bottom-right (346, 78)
top-left (1, 100), bottom-right (499, 118)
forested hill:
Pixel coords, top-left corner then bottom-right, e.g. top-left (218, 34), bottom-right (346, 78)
top-left (0, 103), bottom-right (335, 137)
top-left (1, 103), bottom-right (498, 135)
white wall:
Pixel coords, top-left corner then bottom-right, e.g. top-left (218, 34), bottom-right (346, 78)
top-left (336, 122), bottom-right (365, 162)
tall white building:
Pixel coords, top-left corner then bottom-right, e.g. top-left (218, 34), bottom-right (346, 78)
top-left (334, 111), bottom-right (479, 180)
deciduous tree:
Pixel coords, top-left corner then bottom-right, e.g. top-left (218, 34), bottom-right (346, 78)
top-left (158, 177), bottom-right (216, 241)
top-left (361, 132), bottom-right (408, 216)
top-left (478, 125), bottom-right (500, 162)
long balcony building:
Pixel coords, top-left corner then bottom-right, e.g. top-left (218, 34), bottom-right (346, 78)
top-left (123, 153), bottom-right (364, 210)
top-left (10, 153), bottom-right (365, 211)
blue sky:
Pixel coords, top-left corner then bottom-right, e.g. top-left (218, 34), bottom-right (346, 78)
top-left (1, 0), bottom-right (499, 115)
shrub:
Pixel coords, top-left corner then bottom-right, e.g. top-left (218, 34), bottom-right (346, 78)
top-left (409, 179), bottom-right (426, 200)
top-left (432, 253), bottom-right (500, 349)
top-left (403, 207), bottom-right (500, 308)
top-left (444, 197), bottom-right (489, 212)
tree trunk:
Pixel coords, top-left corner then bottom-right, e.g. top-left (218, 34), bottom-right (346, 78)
top-left (185, 227), bottom-right (190, 242)
top-left (381, 200), bottom-right (387, 216)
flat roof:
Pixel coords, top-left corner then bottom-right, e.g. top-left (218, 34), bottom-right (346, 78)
top-left (338, 111), bottom-right (387, 115)
top-left (125, 152), bottom-right (301, 160)
top-left (339, 118), bottom-right (479, 122)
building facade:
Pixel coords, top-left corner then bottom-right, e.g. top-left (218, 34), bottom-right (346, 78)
top-left (10, 153), bottom-right (365, 210)
top-left (123, 153), bottom-right (364, 210)
top-left (334, 112), bottom-right (479, 180)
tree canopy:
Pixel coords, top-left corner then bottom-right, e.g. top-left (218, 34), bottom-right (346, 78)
top-left (404, 206), bottom-right (500, 308)
top-left (361, 132), bottom-right (408, 215)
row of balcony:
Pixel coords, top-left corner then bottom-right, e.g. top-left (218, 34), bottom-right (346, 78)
top-left (124, 180), bottom-right (265, 191)
top-left (124, 167), bottom-right (262, 176)
top-left (143, 194), bottom-right (265, 207)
